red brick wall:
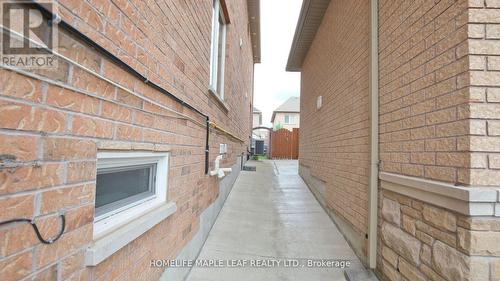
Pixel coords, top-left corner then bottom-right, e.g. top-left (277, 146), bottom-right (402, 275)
top-left (299, 0), bottom-right (370, 246)
top-left (0, 0), bottom-right (254, 280)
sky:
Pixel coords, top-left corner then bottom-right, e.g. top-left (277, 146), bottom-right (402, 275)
top-left (253, 0), bottom-right (302, 127)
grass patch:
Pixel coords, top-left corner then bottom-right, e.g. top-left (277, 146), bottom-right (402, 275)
top-left (252, 155), bottom-right (268, 161)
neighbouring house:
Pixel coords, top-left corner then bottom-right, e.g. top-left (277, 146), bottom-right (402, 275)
top-left (288, 0), bottom-right (500, 280)
top-left (252, 106), bottom-right (267, 139)
top-left (0, 0), bottom-right (260, 280)
top-left (253, 106), bottom-right (263, 128)
top-left (271, 96), bottom-right (300, 131)
top-left (252, 107), bottom-right (268, 155)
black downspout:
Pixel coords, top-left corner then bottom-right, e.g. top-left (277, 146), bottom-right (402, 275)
top-left (32, 2), bottom-right (212, 175)
top-left (205, 117), bottom-right (210, 175)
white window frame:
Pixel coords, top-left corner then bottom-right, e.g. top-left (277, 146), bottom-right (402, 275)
top-left (209, 0), bottom-right (227, 100)
top-left (93, 151), bottom-right (169, 238)
top-left (284, 115), bottom-right (291, 124)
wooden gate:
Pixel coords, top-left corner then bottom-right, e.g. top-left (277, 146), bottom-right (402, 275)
top-left (271, 128), bottom-right (299, 159)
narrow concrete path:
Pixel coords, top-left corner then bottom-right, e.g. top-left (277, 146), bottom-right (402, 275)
top-left (186, 160), bottom-right (362, 281)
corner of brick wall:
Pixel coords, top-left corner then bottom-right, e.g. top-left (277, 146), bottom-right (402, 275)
top-left (466, 0), bottom-right (500, 186)
top-left (377, 1), bottom-right (500, 280)
top-left (379, 0), bottom-right (471, 185)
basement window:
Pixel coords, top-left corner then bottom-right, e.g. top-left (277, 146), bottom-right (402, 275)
top-left (93, 151), bottom-right (169, 238)
top-left (95, 164), bottom-right (157, 216)
top-left (209, 0), bottom-right (227, 100)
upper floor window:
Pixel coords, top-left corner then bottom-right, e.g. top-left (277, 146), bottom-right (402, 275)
top-left (285, 115), bottom-right (293, 124)
top-left (209, 0), bottom-right (227, 100)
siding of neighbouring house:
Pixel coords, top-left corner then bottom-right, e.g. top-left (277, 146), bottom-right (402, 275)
top-left (298, 0), bottom-right (370, 261)
top-left (0, 0), bottom-right (256, 280)
top-left (253, 112), bottom-right (262, 127)
top-left (252, 111), bottom-right (267, 140)
top-left (272, 112), bottom-right (301, 130)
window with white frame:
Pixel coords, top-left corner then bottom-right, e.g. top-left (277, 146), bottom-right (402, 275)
top-left (209, 0), bottom-right (227, 100)
top-left (284, 115), bottom-right (292, 124)
top-left (93, 151), bottom-right (169, 237)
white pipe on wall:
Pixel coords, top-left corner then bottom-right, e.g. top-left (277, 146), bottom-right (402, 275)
top-left (209, 155), bottom-right (232, 179)
top-left (368, 0), bottom-right (379, 269)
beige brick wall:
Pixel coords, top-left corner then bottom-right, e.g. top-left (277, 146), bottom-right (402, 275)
top-left (299, 0), bottom-right (370, 250)
top-left (378, 0), bottom-right (472, 185)
top-left (0, 0), bottom-right (254, 280)
top-left (466, 0), bottom-right (500, 186)
top-left (376, 1), bottom-right (500, 281)
top-left (298, 0), bottom-right (500, 278)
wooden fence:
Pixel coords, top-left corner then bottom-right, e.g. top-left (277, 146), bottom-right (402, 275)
top-left (270, 128), bottom-right (299, 159)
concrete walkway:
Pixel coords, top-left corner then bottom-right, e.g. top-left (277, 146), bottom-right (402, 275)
top-left (186, 160), bottom-right (362, 281)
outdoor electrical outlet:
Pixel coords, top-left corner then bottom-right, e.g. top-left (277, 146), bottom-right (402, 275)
top-left (220, 144), bottom-right (228, 154)
top-left (316, 96), bottom-right (323, 110)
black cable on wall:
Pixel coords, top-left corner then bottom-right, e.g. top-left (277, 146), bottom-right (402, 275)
top-left (0, 214), bottom-right (65, 244)
top-left (32, 1), bottom-right (212, 174)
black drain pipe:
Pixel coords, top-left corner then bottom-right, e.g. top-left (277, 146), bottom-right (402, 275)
top-left (32, 2), bottom-right (211, 174)
top-left (205, 117), bottom-right (210, 174)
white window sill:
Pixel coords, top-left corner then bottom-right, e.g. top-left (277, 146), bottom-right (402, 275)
top-left (85, 202), bottom-right (177, 266)
top-left (208, 87), bottom-right (229, 112)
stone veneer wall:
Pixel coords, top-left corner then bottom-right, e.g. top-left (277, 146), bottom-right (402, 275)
top-left (377, 187), bottom-right (500, 281)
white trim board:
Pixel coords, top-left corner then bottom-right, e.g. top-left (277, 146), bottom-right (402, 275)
top-left (379, 172), bottom-right (500, 216)
top-left (85, 202), bottom-right (177, 266)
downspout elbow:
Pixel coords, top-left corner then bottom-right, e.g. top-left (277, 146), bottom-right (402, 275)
top-left (210, 155), bottom-right (228, 178)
